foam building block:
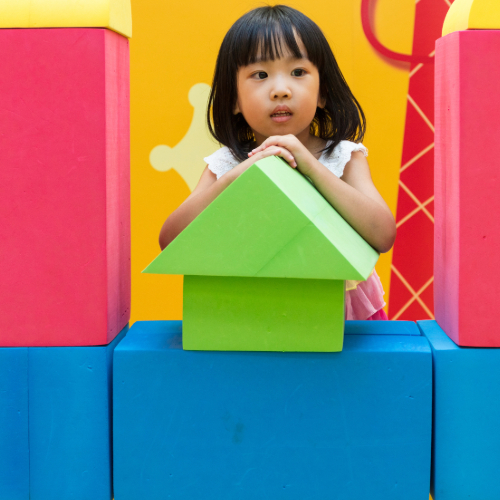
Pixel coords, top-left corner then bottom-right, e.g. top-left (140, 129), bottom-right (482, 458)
top-left (0, 28), bottom-right (130, 347)
top-left (28, 326), bottom-right (127, 500)
top-left (418, 320), bottom-right (500, 499)
top-left (434, 30), bottom-right (500, 347)
top-left (0, 348), bottom-right (29, 500)
top-left (184, 275), bottom-right (345, 351)
top-left (442, 0), bottom-right (500, 36)
top-left (0, 0), bottom-right (132, 37)
top-left (145, 156), bottom-right (378, 280)
top-left (113, 320), bottom-right (432, 500)
top-left (145, 156), bottom-right (379, 351)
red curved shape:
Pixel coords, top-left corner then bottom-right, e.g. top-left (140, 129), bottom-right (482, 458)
top-left (361, 0), bottom-right (434, 65)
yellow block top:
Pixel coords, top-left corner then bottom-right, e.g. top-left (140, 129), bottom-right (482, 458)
top-left (443, 0), bottom-right (500, 36)
top-left (0, 0), bottom-right (132, 38)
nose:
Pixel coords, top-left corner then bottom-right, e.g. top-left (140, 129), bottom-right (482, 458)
top-left (270, 76), bottom-right (292, 100)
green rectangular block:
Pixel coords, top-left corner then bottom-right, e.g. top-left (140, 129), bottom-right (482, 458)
top-left (183, 275), bottom-right (345, 352)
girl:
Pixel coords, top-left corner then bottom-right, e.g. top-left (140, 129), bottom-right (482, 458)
top-left (159, 5), bottom-right (396, 320)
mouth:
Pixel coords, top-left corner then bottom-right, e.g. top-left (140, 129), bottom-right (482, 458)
top-left (270, 106), bottom-right (292, 117)
top-left (270, 107), bottom-right (293, 122)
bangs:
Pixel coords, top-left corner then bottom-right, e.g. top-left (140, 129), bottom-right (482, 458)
top-left (232, 15), bottom-right (303, 67)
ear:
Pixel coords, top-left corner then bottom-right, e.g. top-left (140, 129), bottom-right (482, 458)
top-left (233, 101), bottom-right (241, 115)
top-left (317, 92), bottom-right (326, 109)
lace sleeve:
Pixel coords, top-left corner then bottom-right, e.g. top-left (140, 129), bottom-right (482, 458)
top-left (320, 141), bottom-right (368, 178)
top-left (204, 147), bottom-right (240, 179)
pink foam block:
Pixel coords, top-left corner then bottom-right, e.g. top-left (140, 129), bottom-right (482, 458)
top-left (0, 29), bottom-right (130, 346)
top-left (435, 31), bottom-right (500, 347)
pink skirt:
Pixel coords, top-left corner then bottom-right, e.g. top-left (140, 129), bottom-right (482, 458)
top-left (345, 269), bottom-right (387, 321)
top-left (366, 308), bottom-right (388, 321)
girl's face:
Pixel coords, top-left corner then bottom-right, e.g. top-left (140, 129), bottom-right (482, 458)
top-left (235, 36), bottom-right (324, 147)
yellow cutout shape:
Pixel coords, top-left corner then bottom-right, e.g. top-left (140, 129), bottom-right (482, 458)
top-left (0, 0), bottom-right (132, 38)
top-left (443, 0), bottom-right (500, 36)
top-left (150, 83), bottom-right (220, 191)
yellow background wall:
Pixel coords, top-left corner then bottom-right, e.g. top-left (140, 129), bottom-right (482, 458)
top-left (130, 0), bottom-right (416, 322)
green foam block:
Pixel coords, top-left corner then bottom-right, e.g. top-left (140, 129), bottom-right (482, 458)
top-left (183, 275), bottom-right (345, 352)
top-left (145, 156), bottom-right (379, 281)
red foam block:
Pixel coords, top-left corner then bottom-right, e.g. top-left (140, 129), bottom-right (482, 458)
top-left (435, 30), bottom-right (500, 347)
top-left (0, 29), bottom-right (130, 346)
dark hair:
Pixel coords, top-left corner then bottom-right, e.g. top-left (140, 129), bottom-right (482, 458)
top-left (207, 5), bottom-right (366, 162)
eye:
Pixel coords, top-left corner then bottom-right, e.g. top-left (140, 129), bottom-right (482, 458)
top-left (291, 69), bottom-right (306, 77)
top-left (252, 71), bottom-right (268, 80)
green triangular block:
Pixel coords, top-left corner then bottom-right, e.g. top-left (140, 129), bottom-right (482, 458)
top-left (144, 156), bottom-right (379, 280)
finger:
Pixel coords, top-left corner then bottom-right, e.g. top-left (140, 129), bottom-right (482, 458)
top-left (251, 143), bottom-right (268, 155)
top-left (251, 136), bottom-right (283, 154)
top-left (260, 146), bottom-right (296, 167)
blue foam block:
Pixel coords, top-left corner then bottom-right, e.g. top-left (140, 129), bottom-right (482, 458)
top-left (28, 325), bottom-right (127, 500)
top-left (0, 348), bottom-right (29, 500)
top-left (114, 320), bottom-right (432, 500)
top-left (418, 320), bottom-right (500, 500)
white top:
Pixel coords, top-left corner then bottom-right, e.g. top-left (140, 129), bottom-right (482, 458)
top-left (204, 140), bottom-right (368, 179)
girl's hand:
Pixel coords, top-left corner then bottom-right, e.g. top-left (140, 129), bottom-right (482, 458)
top-left (248, 143), bottom-right (297, 169)
top-left (248, 134), bottom-right (318, 176)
